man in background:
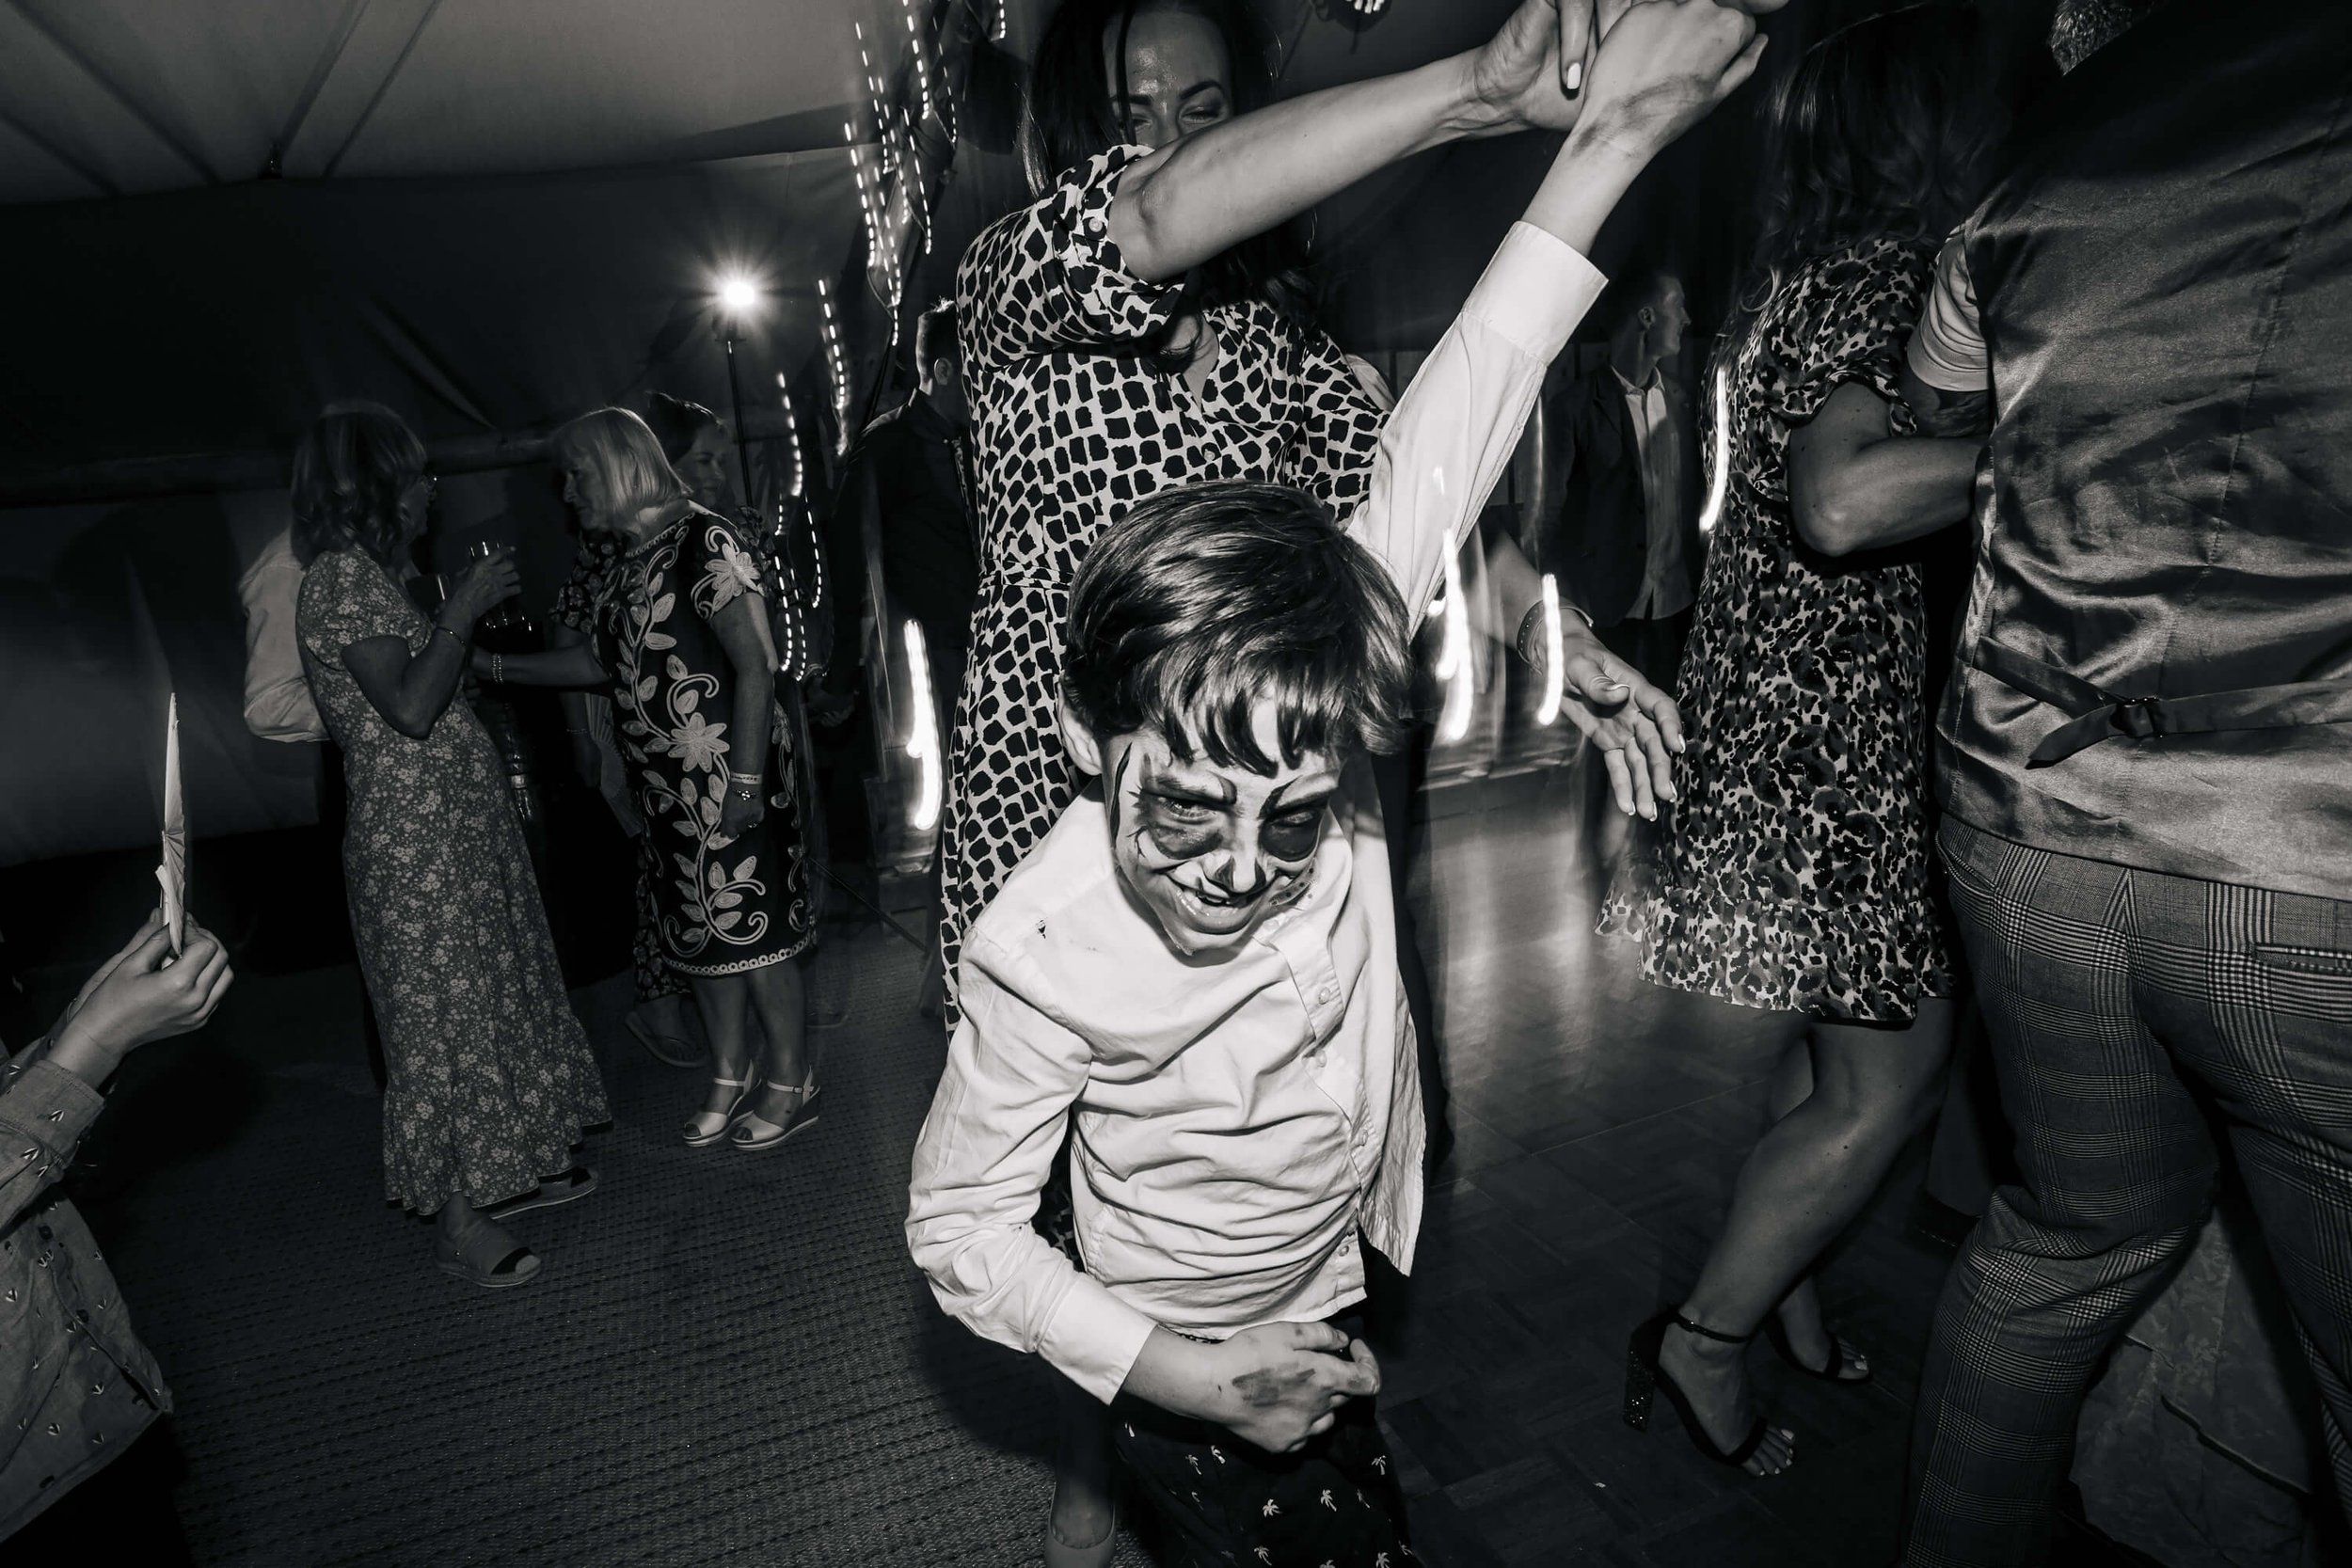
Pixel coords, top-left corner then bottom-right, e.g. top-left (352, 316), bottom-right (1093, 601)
top-left (1547, 269), bottom-right (1701, 697)
top-left (821, 298), bottom-right (980, 1016)
top-left (820, 298), bottom-right (978, 731)
top-left (1528, 269), bottom-right (1701, 875)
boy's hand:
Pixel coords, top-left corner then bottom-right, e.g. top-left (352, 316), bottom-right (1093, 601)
top-left (1123, 1322), bottom-right (1381, 1455)
top-left (1530, 625), bottom-right (1686, 820)
top-left (1209, 1323), bottom-right (1382, 1453)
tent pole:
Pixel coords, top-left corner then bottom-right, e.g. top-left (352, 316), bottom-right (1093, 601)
top-left (723, 330), bottom-right (754, 503)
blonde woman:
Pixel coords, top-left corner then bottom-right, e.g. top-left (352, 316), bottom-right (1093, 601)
top-left (499, 409), bottom-right (818, 1152)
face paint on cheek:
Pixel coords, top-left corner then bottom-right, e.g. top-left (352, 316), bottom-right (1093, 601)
top-left (1136, 795), bottom-right (1227, 861)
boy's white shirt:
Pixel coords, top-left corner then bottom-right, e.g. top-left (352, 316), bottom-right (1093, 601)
top-left (907, 223), bottom-right (1607, 1404)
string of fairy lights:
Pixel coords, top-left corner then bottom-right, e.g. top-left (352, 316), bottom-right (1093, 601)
top-left (727, 0), bottom-right (986, 838)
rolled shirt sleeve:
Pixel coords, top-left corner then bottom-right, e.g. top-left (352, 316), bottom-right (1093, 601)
top-left (1352, 222), bottom-right (1607, 636)
top-left (1905, 231), bottom-right (1987, 394)
top-left (955, 146), bottom-right (1184, 384)
top-left (906, 932), bottom-right (1159, 1405)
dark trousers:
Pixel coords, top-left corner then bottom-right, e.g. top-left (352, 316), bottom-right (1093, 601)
top-left (1111, 1373), bottom-right (1412, 1568)
top-left (1593, 607), bottom-right (1692, 695)
top-left (1904, 816), bottom-right (2352, 1566)
top-left (8, 1422), bottom-right (190, 1563)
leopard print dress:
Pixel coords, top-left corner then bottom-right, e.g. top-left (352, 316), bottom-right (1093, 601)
top-left (941, 146), bottom-right (1386, 1028)
top-left (1601, 236), bottom-right (1956, 1023)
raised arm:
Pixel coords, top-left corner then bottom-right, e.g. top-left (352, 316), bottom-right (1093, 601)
top-left (1355, 0), bottom-right (1765, 816)
top-left (342, 548), bottom-right (517, 741)
top-left (1109, 0), bottom-right (1778, 282)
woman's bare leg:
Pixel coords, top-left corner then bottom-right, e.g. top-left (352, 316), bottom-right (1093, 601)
top-left (1049, 1370), bottom-right (1118, 1552)
top-left (1658, 998), bottom-right (1959, 1474)
top-left (741, 957), bottom-right (810, 1127)
top-left (689, 974), bottom-right (755, 1121)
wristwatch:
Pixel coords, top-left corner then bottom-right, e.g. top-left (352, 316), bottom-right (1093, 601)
top-left (1516, 597), bottom-right (1594, 666)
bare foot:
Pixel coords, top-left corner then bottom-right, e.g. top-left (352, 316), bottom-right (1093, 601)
top-left (1657, 1321), bottom-right (1797, 1477)
top-left (745, 1074), bottom-right (811, 1128)
top-left (1777, 1282), bottom-right (1870, 1380)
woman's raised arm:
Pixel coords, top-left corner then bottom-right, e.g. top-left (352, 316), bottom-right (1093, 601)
top-left (1108, 0), bottom-right (1780, 282)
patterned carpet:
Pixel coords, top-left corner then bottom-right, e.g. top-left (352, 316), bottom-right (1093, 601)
top-left (88, 932), bottom-right (1152, 1567)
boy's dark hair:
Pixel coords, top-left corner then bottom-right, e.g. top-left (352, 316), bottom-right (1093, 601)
top-left (1062, 482), bottom-right (1410, 774)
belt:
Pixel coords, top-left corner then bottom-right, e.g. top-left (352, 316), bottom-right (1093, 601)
top-left (1968, 640), bottom-right (2352, 768)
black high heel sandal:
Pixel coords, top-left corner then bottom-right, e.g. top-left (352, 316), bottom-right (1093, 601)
top-left (1762, 1316), bottom-right (1873, 1385)
top-left (1623, 1310), bottom-right (1780, 1468)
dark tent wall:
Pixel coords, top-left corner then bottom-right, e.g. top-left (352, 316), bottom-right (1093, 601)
top-left (0, 150), bottom-right (866, 867)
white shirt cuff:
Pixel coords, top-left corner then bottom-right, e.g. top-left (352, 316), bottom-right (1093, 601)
top-left (1458, 221), bottom-right (1609, 360)
top-left (1035, 1273), bottom-right (1163, 1406)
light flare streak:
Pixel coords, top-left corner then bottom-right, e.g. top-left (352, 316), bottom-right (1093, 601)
top-left (1534, 576), bottom-right (1565, 726)
top-left (903, 618), bottom-right (942, 831)
top-left (1699, 361), bottom-right (1730, 536)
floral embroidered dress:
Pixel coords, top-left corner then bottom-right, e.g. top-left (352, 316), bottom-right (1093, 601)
top-left (1601, 237), bottom-right (1956, 1022)
top-left (942, 145), bottom-right (1386, 1027)
top-left (296, 546), bottom-right (608, 1211)
top-left (592, 508), bottom-right (815, 976)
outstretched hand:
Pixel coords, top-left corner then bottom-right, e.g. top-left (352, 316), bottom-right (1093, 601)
top-left (1528, 627), bottom-right (1687, 820)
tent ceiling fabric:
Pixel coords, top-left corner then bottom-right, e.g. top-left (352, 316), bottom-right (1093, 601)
top-left (0, 0), bottom-right (916, 202)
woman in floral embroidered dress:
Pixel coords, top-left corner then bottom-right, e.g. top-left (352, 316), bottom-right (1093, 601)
top-left (504, 408), bottom-right (818, 1153)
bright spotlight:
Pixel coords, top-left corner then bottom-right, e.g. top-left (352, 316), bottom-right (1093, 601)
top-left (717, 274), bottom-right (760, 316)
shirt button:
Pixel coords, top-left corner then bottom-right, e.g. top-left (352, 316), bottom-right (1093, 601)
top-left (1317, 986), bottom-right (1338, 1004)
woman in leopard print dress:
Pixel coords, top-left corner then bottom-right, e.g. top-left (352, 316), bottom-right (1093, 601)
top-left (1599, 7), bottom-right (2003, 1478)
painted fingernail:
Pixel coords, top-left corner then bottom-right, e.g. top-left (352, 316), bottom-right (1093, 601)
top-left (1564, 61), bottom-right (1583, 96)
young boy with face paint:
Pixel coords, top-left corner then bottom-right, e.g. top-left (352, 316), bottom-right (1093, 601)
top-left (909, 6), bottom-right (1762, 1560)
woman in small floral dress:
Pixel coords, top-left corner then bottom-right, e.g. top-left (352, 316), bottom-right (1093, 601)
top-left (508, 408), bottom-right (818, 1154)
top-left (292, 403), bottom-right (609, 1291)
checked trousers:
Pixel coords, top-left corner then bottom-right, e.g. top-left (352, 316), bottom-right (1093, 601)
top-left (1903, 816), bottom-right (2352, 1566)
